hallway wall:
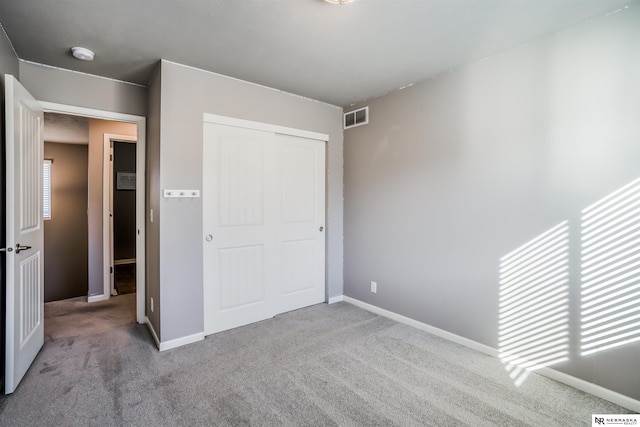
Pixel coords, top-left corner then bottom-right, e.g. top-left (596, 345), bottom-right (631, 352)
top-left (43, 142), bottom-right (88, 302)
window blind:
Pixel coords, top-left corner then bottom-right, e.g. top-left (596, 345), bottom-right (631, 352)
top-left (43, 159), bottom-right (52, 220)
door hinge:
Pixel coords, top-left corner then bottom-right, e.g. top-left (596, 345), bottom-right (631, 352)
top-left (110, 266), bottom-right (113, 274)
top-left (110, 154), bottom-right (113, 161)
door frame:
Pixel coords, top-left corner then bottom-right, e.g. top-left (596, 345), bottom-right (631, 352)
top-left (39, 101), bottom-right (146, 324)
top-left (103, 134), bottom-right (137, 298)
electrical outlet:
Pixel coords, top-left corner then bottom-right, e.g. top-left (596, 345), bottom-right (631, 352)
top-left (151, 297), bottom-right (154, 312)
top-left (370, 281), bottom-right (377, 293)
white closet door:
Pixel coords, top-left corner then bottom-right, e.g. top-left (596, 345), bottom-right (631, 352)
top-left (274, 134), bottom-right (326, 313)
top-left (203, 118), bottom-right (326, 336)
top-left (203, 124), bottom-right (276, 334)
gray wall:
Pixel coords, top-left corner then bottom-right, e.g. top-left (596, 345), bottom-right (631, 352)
top-left (43, 142), bottom-right (88, 302)
top-left (113, 141), bottom-right (136, 261)
top-left (19, 61), bottom-right (147, 117)
top-left (344, 6), bottom-right (640, 400)
top-left (153, 60), bottom-right (344, 342)
top-left (0, 26), bottom-right (18, 79)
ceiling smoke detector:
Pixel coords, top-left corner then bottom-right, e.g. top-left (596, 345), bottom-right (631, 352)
top-left (71, 46), bottom-right (95, 61)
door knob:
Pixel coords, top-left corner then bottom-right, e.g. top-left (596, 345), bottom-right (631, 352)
top-left (319, 226), bottom-right (324, 232)
top-left (205, 234), bottom-right (213, 242)
top-left (15, 243), bottom-right (32, 254)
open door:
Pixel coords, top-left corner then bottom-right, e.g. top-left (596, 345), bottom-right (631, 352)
top-left (3, 75), bottom-right (44, 394)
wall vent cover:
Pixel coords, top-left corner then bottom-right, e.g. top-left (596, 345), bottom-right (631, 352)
top-left (344, 106), bottom-right (368, 129)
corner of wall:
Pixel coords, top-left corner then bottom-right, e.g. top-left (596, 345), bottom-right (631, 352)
top-left (145, 61), bottom-right (162, 340)
top-left (0, 21), bottom-right (19, 79)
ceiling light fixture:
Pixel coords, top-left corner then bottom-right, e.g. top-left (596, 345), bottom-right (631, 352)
top-left (324, 0), bottom-right (354, 4)
top-left (71, 46), bottom-right (95, 61)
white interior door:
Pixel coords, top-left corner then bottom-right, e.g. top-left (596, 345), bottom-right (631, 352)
top-left (4, 75), bottom-right (44, 394)
top-left (275, 134), bottom-right (326, 313)
top-left (203, 124), bottom-right (276, 334)
top-left (203, 118), bottom-right (326, 336)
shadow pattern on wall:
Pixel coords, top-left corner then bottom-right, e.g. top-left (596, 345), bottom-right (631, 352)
top-left (580, 177), bottom-right (640, 356)
top-left (499, 178), bottom-right (640, 386)
top-left (498, 221), bottom-right (570, 387)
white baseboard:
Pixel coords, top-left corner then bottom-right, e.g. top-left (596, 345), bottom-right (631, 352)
top-left (341, 295), bottom-right (640, 412)
top-left (145, 316), bottom-right (161, 349)
top-left (145, 316), bottom-right (204, 351)
top-left (343, 296), bottom-right (497, 356)
top-left (158, 331), bottom-right (204, 352)
top-left (538, 366), bottom-right (640, 413)
top-left (87, 294), bottom-right (109, 303)
top-left (328, 295), bottom-right (344, 304)
top-left (114, 258), bottom-right (136, 265)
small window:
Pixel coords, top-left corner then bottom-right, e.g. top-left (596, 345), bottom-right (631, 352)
top-left (43, 159), bottom-right (52, 220)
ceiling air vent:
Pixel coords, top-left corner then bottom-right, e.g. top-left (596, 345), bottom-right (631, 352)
top-left (344, 106), bottom-right (368, 130)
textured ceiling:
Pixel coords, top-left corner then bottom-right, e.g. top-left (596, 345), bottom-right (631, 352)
top-left (43, 113), bottom-right (89, 144)
top-left (0, 0), bottom-right (637, 106)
